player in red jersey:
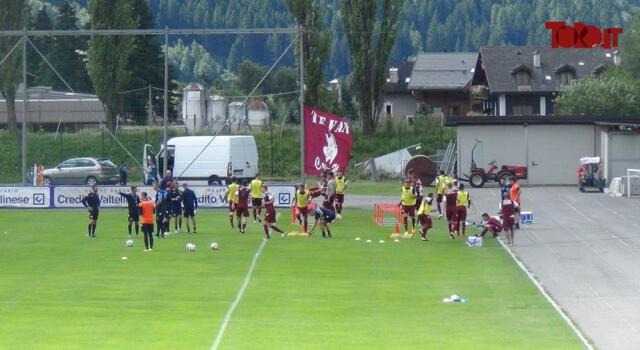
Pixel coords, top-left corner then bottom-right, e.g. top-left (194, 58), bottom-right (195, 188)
top-left (500, 192), bottom-right (516, 246)
top-left (261, 184), bottom-right (286, 239)
top-left (407, 168), bottom-right (423, 208)
top-left (477, 213), bottom-right (503, 238)
top-left (443, 183), bottom-right (458, 239)
top-left (234, 180), bottom-right (251, 233)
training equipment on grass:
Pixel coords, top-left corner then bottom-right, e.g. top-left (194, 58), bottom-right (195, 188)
top-left (121, 256), bottom-right (128, 260)
top-left (374, 203), bottom-right (402, 228)
top-left (466, 236), bottom-right (483, 247)
top-left (210, 242), bottom-right (219, 250)
top-left (125, 239), bottom-right (134, 247)
top-left (379, 240), bottom-right (385, 243)
top-left (394, 239), bottom-right (400, 242)
top-left (366, 239), bottom-right (372, 243)
top-left (290, 202), bottom-right (317, 225)
top-left (286, 231), bottom-right (309, 237)
top-left (355, 237), bottom-right (361, 241)
top-left (186, 243), bottom-right (197, 252)
top-left (443, 294), bottom-right (467, 303)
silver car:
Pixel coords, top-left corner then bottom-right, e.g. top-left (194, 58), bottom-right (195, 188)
top-left (41, 158), bottom-right (120, 185)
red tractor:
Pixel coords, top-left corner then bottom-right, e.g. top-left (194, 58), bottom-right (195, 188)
top-left (463, 140), bottom-right (528, 188)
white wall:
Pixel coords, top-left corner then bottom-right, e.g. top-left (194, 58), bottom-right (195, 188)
top-left (457, 124), bottom-right (596, 185)
top-left (606, 133), bottom-right (640, 181)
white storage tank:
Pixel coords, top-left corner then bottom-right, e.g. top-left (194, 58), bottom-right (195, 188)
top-left (182, 83), bottom-right (205, 134)
top-left (247, 100), bottom-right (269, 129)
top-left (208, 95), bottom-right (227, 129)
top-left (227, 101), bottom-right (246, 128)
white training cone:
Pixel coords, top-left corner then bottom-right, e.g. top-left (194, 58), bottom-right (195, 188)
top-left (366, 239), bottom-right (372, 243)
top-left (121, 256), bottom-right (128, 260)
top-left (394, 239), bottom-right (400, 243)
top-left (379, 240), bottom-right (385, 243)
top-left (355, 237), bottom-right (361, 241)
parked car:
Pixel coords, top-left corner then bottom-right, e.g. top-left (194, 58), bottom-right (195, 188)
top-left (41, 157), bottom-right (120, 185)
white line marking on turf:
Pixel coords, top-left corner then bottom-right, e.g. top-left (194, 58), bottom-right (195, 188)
top-left (470, 197), bottom-right (594, 350)
top-left (210, 238), bottom-right (267, 350)
top-left (497, 239), bottom-right (594, 350)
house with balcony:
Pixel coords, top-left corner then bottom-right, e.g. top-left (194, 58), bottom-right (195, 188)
top-left (408, 52), bottom-right (478, 117)
top-left (470, 46), bottom-right (618, 116)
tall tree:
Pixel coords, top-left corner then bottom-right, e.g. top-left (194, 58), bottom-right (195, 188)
top-left (30, 7), bottom-right (53, 87)
top-left (0, 0), bottom-right (27, 136)
top-left (87, 0), bottom-right (137, 131)
top-left (285, 0), bottom-right (331, 107)
top-left (40, 1), bottom-right (92, 93)
top-left (122, 0), bottom-right (176, 124)
top-left (341, 0), bottom-right (404, 135)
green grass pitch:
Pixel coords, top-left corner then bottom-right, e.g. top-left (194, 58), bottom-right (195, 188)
top-left (0, 208), bottom-right (583, 349)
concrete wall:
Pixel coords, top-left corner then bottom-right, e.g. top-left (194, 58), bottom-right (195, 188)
top-left (457, 124), bottom-right (596, 185)
top-left (380, 93), bottom-right (417, 121)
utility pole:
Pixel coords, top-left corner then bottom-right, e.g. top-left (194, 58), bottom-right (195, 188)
top-left (299, 25), bottom-right (305, 183)
top-left (147, 84), bottom-right (152, 125)
top-left (163, 26), bottom-right (169, 174)
top-left (21, 30), bottom-right (28, 185)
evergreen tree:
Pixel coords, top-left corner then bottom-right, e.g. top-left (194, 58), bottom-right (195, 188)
top-left (30, 7), bottom-right (53, 87)
top-left (122, 0), bottom-right (176, 124)
top-left (86, 0), bottom-right (137, 131)
top-left (39, 1), bottom-right (92, 93)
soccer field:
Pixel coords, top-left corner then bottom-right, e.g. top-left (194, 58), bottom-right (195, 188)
top-left (0, 209), bottom-right (584, 349)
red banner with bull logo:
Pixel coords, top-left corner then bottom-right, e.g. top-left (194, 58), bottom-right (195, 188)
top-left (304, 105), bottom-right (353, 176)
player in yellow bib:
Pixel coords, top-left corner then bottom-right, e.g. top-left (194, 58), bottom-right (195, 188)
top-left (417, 193), bottom-right (434, 241)
top-left (456, 183), bottom-right (470, 238)
top-left (334, 171), bottom-right (348, 219)
top-left (226, 177), bottom-right (240, 228)
top-left (398, 179), bottom-right (417, 236)
top-left (435, 170), bottom-right (448, 218)
top-left (250, 173), bottom-right (263, 223)
top-left (292, 184), bottom-right (311, 233)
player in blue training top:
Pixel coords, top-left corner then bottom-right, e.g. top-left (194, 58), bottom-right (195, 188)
top-left (309, 206), bottom-right (336, 239)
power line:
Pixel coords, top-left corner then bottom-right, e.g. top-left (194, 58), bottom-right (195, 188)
top-left (0, 28), bottom-right (298, 37)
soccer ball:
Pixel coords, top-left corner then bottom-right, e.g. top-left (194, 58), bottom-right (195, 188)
top-left (210, 242), bottom-right (219, 250)
top-left (186, 243), bottom-right (197, 252)
top-left (125, 239), bottom-right (134, 247)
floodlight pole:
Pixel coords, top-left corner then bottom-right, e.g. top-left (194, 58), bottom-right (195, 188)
top-left (21, 29), bottom-right (28, 185)
top-left (299, 25), bottom-right (305, 183)
top-left (163, 26), bottom-right (169, 175)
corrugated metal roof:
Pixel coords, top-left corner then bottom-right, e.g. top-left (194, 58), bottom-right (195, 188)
top-left (0, 87), bottom-right (105, 124)
top-left (409, 52), bottom-right (477, 90)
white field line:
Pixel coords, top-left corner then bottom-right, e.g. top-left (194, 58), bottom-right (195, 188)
top-left (470, 196), bottom-right (594, 350)
top-left (496, 238), bottom-right (594, 350)
top-left (210, 238), bottom-right (267, 350)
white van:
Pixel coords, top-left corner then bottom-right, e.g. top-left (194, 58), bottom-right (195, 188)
top-left (144, 136), bottom-right (259, 185)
